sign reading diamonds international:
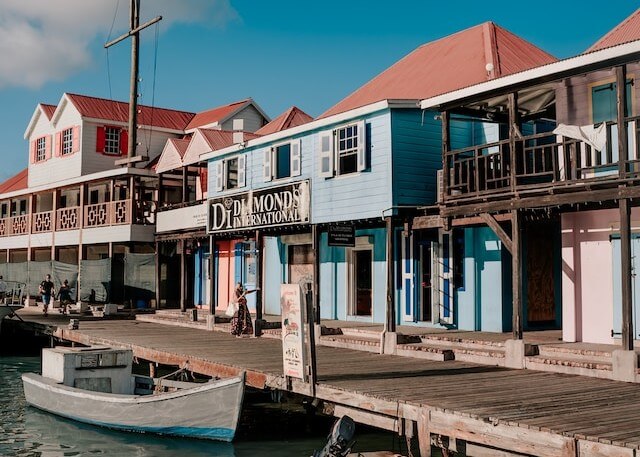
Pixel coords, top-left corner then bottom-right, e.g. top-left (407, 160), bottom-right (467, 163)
top-left (208, 180), bottom-right (310, 233)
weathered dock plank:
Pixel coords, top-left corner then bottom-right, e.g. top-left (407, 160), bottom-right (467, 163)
top-left (48, 319), bottom-right (640, 456)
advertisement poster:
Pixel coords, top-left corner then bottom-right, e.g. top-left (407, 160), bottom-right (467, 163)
top-left (280, 284), bottom-right (306, 380)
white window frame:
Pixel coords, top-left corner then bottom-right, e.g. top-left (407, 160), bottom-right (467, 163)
top-left (215, 154), bottom-right (246, 192)
top-left (104, 127), bottom-right (120, 155)
top-left (61, 127), bottom-right (73, 155)
top-left (264, 140), bottom-right (302, 182)
top-left (318, 120), bottom-right (366, 178)
top-left (35, 136), bottom-right (46, 162)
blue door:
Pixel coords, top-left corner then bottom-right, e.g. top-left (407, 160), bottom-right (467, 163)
top-left (612, 237), bottom-right (640, 339)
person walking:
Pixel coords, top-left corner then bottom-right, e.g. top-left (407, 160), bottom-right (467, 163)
top-left (39, 274), bottom-right (55, 317)
top-left (0, 275), bottom-right (7, 304)
top-left (230, 282), bottom-right (256, 337)
top-left (57, 279), bottom-right (73, 315)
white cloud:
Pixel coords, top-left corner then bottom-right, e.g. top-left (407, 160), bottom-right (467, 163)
top-left (0, 0), bottom-right (239, 89)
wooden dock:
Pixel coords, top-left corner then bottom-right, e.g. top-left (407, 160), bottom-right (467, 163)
top-left (25, 316), bottom-right (640, 457)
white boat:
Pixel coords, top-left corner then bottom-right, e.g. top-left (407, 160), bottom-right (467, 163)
top-left (22, 346), bottom-right (245, 442)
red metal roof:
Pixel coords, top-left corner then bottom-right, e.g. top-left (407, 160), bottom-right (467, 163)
top-left (586, 8), bottom-right (640, 52)
top-left (40, 104), bottom-right (57, 120)
top-left (0, 168), bottom-right (28, 194)
top-left (171, 138), bottom-right (191, 159)
top-left (199, 129), bottom-right (261, 151)
top-left (255, 106), bottom-right (313, 135)
top-left (185, 99), bottom-right (252, 130)
top-left (320, 22), bottom-right (556, 118)
top-left (66, 93), bottom-right (195, 131)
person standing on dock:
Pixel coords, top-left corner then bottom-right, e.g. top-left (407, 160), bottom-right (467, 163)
top-left (57, 279), bottom-right (73, 315)
top-left (230, 283), bottom-right (256, 337)
top-left (39, 274), bottom-right (55, 317)
top-left (0, 275), bottom-right (6, 303)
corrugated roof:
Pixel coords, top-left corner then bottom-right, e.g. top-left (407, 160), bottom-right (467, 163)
top-left (586, 8), bottom-right (640, 52)
top-left (40, 104), bottom-right (57, 120)
top-left (199, 129), bottom-right (261, 151)
top-left (185, 99), bottom-right (252, 130)
top-left (0, 168), bottom-right (28, 194)
top-left (320, 22), bottom-right (556, 118)
top-left (66, 93), bottom-right (195, 131)
top-left (255, 106), bottom-right (313, 135)
top-left (171, 138), bottom-right (191, 159)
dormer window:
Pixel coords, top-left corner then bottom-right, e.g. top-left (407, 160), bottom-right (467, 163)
top-left (62, 128), bottom-right (73, 155)
top-left (104, 127), bottom-right (121, 155)
top-left (35, 137), bottom-right (47, 162)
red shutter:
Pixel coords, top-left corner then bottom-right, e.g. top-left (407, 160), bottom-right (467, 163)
top-left (30, 140), bottom-right (36, 164)
top-left (72, 126), bottom-right (80, 152)
top-left (55, 131), bottom-right (62, 157)
top-left (96, 126), bottom-right (105, 153)
top-left (45, 135), bottom-right (52, 160)
top-left (200, 169), bottom-right (208, 195)
top-left (119, 129), bottom-right (128, 156)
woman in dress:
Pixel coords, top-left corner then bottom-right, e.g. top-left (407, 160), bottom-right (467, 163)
top-left (230, 283), bottom-right (256, 337)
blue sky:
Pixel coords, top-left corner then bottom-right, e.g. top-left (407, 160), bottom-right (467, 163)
top-left (0, 0), bottom-right (637, 181)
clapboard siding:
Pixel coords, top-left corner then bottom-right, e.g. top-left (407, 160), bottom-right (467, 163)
top-left (28, 106), bottom-right (83, 188)
top-left (391, 109), bottom-right (442, 206)
top-left (82, 122), bottom-right (174, 175)
top-left (220, 105), bottom-right (267, 133)
top-left (313, 112), bottom-right (391, 223)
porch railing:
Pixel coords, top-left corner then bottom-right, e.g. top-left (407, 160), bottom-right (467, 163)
top-left (10, 214), bottom-right (29, 235)
top-left (84, 200), bottom-right (131, 228)
top-left (56, 206), bottom-right (80, 231)
top-left (443, 117), bottom-right (640, 201)
top-left (32, 210), bottom-right (52, 233)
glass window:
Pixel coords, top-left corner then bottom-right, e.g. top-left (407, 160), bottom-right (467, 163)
top-left (62, 128), bottom-right (73, 155)
top-left (275, 143), bottom-right (291, 179)
top-left (104, 127), bottom-right (120, 155)
top-left (226, 158), bottom-right (238, 189)
top-left (336, 124), bottom-right (359, 175)
top-left (36, 137), bottom-right (46, 162)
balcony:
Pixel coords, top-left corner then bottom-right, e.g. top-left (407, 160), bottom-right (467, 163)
top-left (0, 199), bottom-right (136, 238)
top-left (442, 117), bottom-right (640, 211)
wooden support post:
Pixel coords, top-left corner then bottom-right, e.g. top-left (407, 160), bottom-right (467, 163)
top-left (312, 224), bottom-right (321, 324)
top-left (385, 216), bottom-right (396, 333)
top-left (149, 362), bottom-right (156, 378)
top-left (441, 110), bottom-right (450, 201)
top-left (77, 184), bottom-right (85, 301)
top-left (154, 241), bottom-right (161, 310)
top-left (209, 234), bottom-right (216, 316)
top-left (181, 166), bottom-right (188, 203)
top-left (179, 238), bottom-right (186, 312)
top-left (480, 213), bottom-right (512, 254)
top-left (254, 230), bottom-right (263, 337)
top-left (306, 275), bottom-right (318, 397)
top-left (51, 189), bottom-right (58, 260)
top-left (512, 209), bottom-right (523, 340)
top-left (508, 92), bottom-right (519, 191)
top-left (617, 65), bottom-right (629, 179)
top-left (417, 409), bottom-right (431, 457)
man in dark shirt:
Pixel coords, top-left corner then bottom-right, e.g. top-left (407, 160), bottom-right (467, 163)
top-left (39, 274), bottom-right (55, 317)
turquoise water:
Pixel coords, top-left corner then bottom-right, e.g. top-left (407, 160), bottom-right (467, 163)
top-left (0, 357), bottom-right (403, 456)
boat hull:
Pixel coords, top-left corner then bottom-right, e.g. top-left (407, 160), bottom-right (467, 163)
top-left (22, 372), bottom-right (244, 441)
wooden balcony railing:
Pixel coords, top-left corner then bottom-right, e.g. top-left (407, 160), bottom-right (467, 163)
top-left (84, 200), bottom-right (132, 228)
top-left (32, 210), bottom-right (52, 233)
top-left (443, 117), bottom-right (640, 202)
top-left (10, 214), bottom-right (29, 235)
top-left (56, 206), bottom-right (80, 231)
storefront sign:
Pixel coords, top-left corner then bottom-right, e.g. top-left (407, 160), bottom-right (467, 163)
top-left (328, 224), bottom-right (355, 247)
top-left (156, 202), bottom-right (208, 233)
top-left (280, 284), bottom-right (306, 380)
top-left (208, 181), bottom-right (310, 233)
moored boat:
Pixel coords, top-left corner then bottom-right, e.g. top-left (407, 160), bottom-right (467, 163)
top-left (22, 346), bottom-right (244, 442)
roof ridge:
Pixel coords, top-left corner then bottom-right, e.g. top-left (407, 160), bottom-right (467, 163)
top-left (586, 8), bottom-right (640, 52)
top-left (66, 92), bottom-right (195, 115)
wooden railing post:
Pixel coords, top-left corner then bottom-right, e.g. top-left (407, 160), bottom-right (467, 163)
top-left (441, 110), bottom-right (450, 201)
top-left (508, 92), bottom-right (519, 191)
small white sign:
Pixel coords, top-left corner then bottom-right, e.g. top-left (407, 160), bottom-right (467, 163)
top-left (281, 284), bottom-right (306, 380)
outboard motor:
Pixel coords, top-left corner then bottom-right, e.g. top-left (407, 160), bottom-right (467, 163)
top-left (313, 415), bottom-right (356, 457)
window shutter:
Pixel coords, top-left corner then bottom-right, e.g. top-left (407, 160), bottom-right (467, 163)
top-left (318, 131), bottom-right (334, 178)
top-left (119, 129), bottom-right (128, 156)
top-left (45, 135), bottom-right (52, 160)
top-left (72, 126), bottom-right (80, 152)
top-left (199, 169), bottom-right (208, 195)
top-left (215, 161), bottom-right (224, 191)
top-left (356, 120), bottom-right (367, 171)
top-left (263, 148), bottom-right (273, 182)
top-left (238, 155), bottom-right (246, 188)
top-left (30, 140), bottom-right (36, 164)
top-left (96, 126), bottom-right (105, 153)
top-left (55, 131), bottom-right (62, 157)
top-left (290, 139), bottom-right (301, 176)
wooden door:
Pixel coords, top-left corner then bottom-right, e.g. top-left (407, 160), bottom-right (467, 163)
top-left (526, 220), bottom-right (556, 323)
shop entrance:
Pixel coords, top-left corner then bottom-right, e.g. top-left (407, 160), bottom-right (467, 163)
top-left (348, 239), bottom-right (373, 317)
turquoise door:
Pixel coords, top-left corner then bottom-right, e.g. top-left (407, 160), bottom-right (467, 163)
top-left (612, 237), bottom-right (640, 339)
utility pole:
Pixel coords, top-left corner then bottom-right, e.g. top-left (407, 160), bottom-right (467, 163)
top-left (105, 0), bottom-right (161, 167)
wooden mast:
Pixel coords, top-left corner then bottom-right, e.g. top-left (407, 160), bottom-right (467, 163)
top-left (104, 0), bottom-right (162, 166)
